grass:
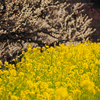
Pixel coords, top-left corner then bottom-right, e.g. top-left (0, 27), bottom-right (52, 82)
top-left (0, 40), bottom-right (100, 100)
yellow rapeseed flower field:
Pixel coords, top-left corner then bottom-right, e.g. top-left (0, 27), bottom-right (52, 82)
top-left (0, 40), bottom-right (100, 100)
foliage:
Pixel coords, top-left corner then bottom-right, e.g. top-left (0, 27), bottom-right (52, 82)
top-left (0, 41), bottom-right (100, 99)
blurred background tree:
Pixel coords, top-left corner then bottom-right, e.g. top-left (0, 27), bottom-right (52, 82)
top-left (0, 0), bottom-right (98, 70)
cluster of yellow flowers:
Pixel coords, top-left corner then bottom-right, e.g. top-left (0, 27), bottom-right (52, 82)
top-left (0, 40), bottom-right (100, 100)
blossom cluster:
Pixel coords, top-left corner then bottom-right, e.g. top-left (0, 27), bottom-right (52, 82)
top-left (0, 41), bottom-right (100, 100)
top-left (0, 0), bottom-right (96, 63)
top-left (0, 0), bottom-right (96, 40)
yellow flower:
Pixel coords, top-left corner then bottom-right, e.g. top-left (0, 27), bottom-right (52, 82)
top-left (90, 64), bottom-right (95, 69)
top-left (47, 82), bottom-right (53, 87)
top-left (45, 44), bottom-right (49, 49)
top-left (25, 90), bottom-right (30, 95)
top-left (43, 92), bottom-right (50, 100)
top-left (28, 47), bottom-right (32, 52)
top-left (55, 86), bottom-right (68, 99)
top-left (82, 63), bottom-right (88, 69)
top-left (10, 95), bottom-right (19, 100)
top-left (80, 79), bottom-right (95, 94)
top-left (21, 58), bottom-right (25, 62)
top-left (47, 88), bottom-right (54, 95)
top-left (26, 80), bottom-right (34, 89)
top-left (67, 96), bottom-right (73, 100)
top-left (3, 70), bottom-right (9, 76)
top-left (29, 91), bottom-right (35, 96)
top-left (95, 59), bottom-right (100, 65)
top-left (81, 74), bottom-right (89, 80)
top-left (79, 69), bottom-right (83, 74)
top-left (73, 89), bottom-right (81, 97)
top-left (28, 43), bottom-right (32, 48)
top-left (30, 72), bottom-right (35, 77)
top-left (96, 86), bottom-right (100, 92)
top-left (36, 76), bottom-right (40, 81)
top-left (4, 61), bottom-right (8, 65)
top-left (9, 69), bottom-right (17, 76)
top-left (26, 63), bottom-right (32, 71)
top-left (36, 94), bottom-right (44, 100)
top-left (20, 90), bottom-right (26, 99)
top-left (4, 61), bottom-right (9, 68)
top-left (0, 60), bottom-right (2, 65)
top-left (18, 72), bottom-right (24, 77)
top-left (22, 48), bottom-right (24, 51)
top-left (80, 79), bottom-right (94, 87)
top-left (55, 82), bottom-right (61, 88)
